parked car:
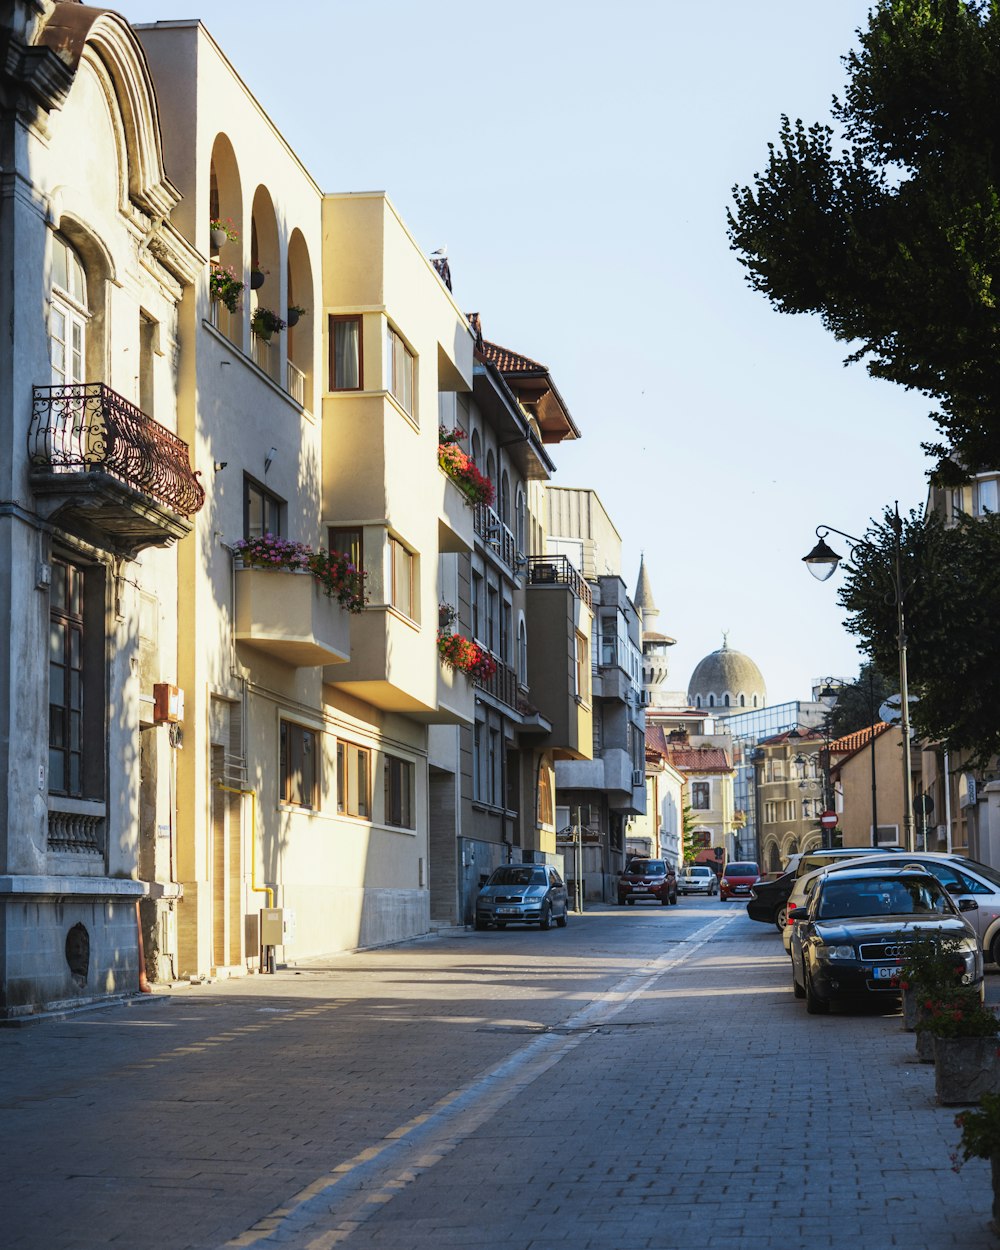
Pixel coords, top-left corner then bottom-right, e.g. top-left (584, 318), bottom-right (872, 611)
top-left (719, 861), bottom-right (759, 902)
top-left (783, 851), bottom-right (1000, 964)
top-left (747, 845), bottom-right (906, 931)
top-left (475, 864), bottom-right (568, 930)
top-left (788, 866), bottom-right (982, 1014)
top-left (680, 864), bottom-right (718, 896)
top-left (618, 859), bottom-right (677, 906)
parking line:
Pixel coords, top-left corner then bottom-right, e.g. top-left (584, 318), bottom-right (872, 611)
top-left (220, 911), bottom-right (740, 1249)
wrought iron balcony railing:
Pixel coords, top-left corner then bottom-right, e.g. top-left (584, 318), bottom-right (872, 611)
top-left (473, 653), bottom-right (519, 711)
top-left (525, 554), bottom-right (593, 609)
top-left (474, 504), bottom-right (517, 570)
top-left (29, 384), bottom-right (205, 518)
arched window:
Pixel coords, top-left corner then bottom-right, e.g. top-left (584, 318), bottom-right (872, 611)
top-left (517, 617), bottom-right (527, 684)
top-left (471, 429), bottom-right (481, 465)
top-left (740, 694), bottom-right (746, 707)
top-left (753, 695), bottom-right (758, 708)
top-left (724, 694), bottom-right (730, 707)
top-left (515, 488), bottom-right (526, 555)
top-left (500, 470), bottom-right (511, 527)
top-left (50, 235), bottom-right (88, 386)
top-left (486, 449), bottom-right (496, 489)
top-left (695, 695), bottom-right (701, 708)
top-left (708, 694), bottom-right (715, 708)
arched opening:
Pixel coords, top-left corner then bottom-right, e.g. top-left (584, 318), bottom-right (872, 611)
top-left (695, 695), bottom-right (701, 708)
top-left (286, 228), bottom-right (313, 409)
top-left (208, 135), bottom-right (244, 347)
top-left (724, 694), bottom-right (730, 707)
top-left (708, 694), bottom-right (715, 708)
top-left (517, 615), bottom-right (527, 685)
top-left (515, 488), bottom-right (526, 555)
top-left (471, 429), bottom-right (481, 465)
top-left (485, 449), bottom-right (496, 495)
top-left (50, 233), bottom-right (89, 386)
top-left (753, 695), bottom-right (758, 708)
top-left (250, 186), bottom-right (281, 382)
top-left (740, 694), bottom-right (746, 707)
top-left (500, 470), bottom-right (511, 527)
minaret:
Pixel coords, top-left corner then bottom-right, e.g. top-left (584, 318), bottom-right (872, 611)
top-left (634, 554), bottom-right (675, 700)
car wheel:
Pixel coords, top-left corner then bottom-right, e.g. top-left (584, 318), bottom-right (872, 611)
top-left (661, 893), bottom-right (670, 906)
top-left (626, 898), bottom-right (634, 905)
top-left (792, 959), bottom-right (805, 999)
top-left (774, 904), bottom-right (789, 932)
top-left (540, 903), bottom-right (553, 931)
top-left (474, 915), bottom-right (488, 931)
top-left (669, 891), bottom-right (678, 905)
top-left (991, 933), bottom-right (1000, 968)
top-left (804, 964), bottom-right (829, 1015)
top-left (556, 910), bottom-right (568, 928)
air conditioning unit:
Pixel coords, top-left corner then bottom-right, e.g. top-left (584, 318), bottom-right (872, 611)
top-left (632, 768), bottom-right (645, 787)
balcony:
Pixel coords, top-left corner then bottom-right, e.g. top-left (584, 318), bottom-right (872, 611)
top-left (438, 467), bottom-right (475, 554)
top-left (28, 384), bottom-right (204, 555)
top-left (235, 568), bottom-right (351, 666)
top-left (473, 654), bottom-right (519, 711)
top-left (526, 555), bottom-right (593, 608)
top-left (474, 504), bottom-right (517, 570)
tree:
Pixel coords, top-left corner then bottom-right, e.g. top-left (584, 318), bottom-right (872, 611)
top-left (827, 662), bottom-right (895, 739)
top-left (836, 506), bottom-right (1000, 765)
top-left (728, 1), bottom-right (1000, 476)
top-left (682, 804), bottom-right (699, 864)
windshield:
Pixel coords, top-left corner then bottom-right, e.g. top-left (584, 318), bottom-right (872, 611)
top-left (627, 861), bottom-right (665, 876)
top-left (687, 867), bottom-right (710, 877)
top-left (817, 876), bottom-right (951, 920)
top-left (726, 863), bottom-right (758, 876)
top-left (488, 867), bottom-right (546, 888)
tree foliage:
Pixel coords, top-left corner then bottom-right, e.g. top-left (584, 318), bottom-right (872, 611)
top-left (728, 0), bottom-right (1000, 475)
top-left (827, 662), bottom-right (896, 739)
top-left (837, 506), bottom-right (1000, 765)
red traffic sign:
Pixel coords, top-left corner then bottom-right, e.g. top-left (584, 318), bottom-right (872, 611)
top-left (820, 811), bottom-right (838, 829)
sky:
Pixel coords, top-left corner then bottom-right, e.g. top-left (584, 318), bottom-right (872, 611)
top-left (121, 0), bottom-right (932, 705)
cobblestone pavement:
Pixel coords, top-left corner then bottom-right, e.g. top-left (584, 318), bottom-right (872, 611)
top-left (2, 900), bottom-right (995, 1250)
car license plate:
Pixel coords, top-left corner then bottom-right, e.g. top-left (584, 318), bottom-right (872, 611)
top-left (873, 966), bottom-right (899, 981)
top-left (633, 886), bottom-right (649, 892)
top-left (496, 906), bottom-right (519, 915)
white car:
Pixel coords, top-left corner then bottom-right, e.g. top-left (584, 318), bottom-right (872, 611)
top-left (680, 864), bottom-right (718, 896)
top-left (782, 850), bottom-right (1000, 957)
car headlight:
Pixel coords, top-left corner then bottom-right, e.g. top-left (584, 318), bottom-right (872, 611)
top-left (824, 945), bottom-right (855, 960)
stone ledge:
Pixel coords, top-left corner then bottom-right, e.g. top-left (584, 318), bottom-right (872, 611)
top-left (0, 875), bottom-right (147, 898)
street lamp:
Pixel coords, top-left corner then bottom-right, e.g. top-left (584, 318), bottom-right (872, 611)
top-left (802, 504), bottom-right (915, 852)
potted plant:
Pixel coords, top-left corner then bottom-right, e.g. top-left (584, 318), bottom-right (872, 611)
top-left (250, 265), bottom-right (268, 290)
top-left (209, 263), bottom-right (244, 315)
top-left (953, 1092), bottom-right (1000, 1231)
top-left (286, 304), bottom-right (306, 328)
top-left (306, 547), bottom-right (366, 613)
top-left (437, 630), bottom-right (497, 681)
top-left (251, 306), bottom-right (287, 341)
top-left (900, 933), bottom-right (969, 1036)
top-left (209, 217), bottom-right (239, 252)
top-left (437, 427), bottom-right (494, 507)
top-left (918, 992), bottom-right (1000, 1105)
top-left (232, 534), bottom-right (311, 571)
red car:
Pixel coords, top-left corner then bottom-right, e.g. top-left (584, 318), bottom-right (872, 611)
top-left (719, 861), bottom-right (760, 902)
top-left (618, 859), bottom-right (678, 906)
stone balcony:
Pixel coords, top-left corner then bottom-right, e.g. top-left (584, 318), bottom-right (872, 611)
top-left (235, 568), bottom-right (351, 666)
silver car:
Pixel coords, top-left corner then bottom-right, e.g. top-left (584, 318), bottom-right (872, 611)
top-left (680, 864), bottom-right (718, 896)
top-left (475, 864), bottom-right (568, 930)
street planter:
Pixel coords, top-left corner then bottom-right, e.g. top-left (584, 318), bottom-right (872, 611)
top-left (934, 1036), bottom-right (1000, 1106)
top-left (901, 986), bottom-right (918, 1032)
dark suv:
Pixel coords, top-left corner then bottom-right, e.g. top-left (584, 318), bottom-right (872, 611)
top-left (618, 859), bottom-right (678, 906)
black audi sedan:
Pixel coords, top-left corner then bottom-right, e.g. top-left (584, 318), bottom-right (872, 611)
top-left (789, 866), bottom-right (983, 1014)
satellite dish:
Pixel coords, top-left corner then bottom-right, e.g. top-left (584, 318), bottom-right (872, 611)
top-left (878, 693), bottom-right (918, 726)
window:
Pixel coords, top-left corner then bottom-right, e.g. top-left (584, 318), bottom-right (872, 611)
top-left (49, 559), bottom-right (86, 796)
top-left (691, 781), bottom-right (710, 810)
top-left (764, 801), bottom-right (778, 824)
top-left (50, 236), bottom-right (88, 387)
top-left (473, 722), bottom-right (483, 801)
top-left (574, 631), bottom-right (590, 702)
top-left (487, 584), bottom-right (499, 654)
top-left (977, 478), bottom-right (999, 516)
top-left (245, 478), bottom-right (283, 540)
top-left (471, 572), bottom-right (483, 642)
top-left (487, 728), bottom-right (500, 805)
top-left (517, 618), bottom-right (527, 684)
top-left (501, 601), bottom-right (512, 664)
top-left (280, 721), bottom-right (319, 809)
top-left (389, 537), bottom-right (414, 619)
top-left (384, 754), bottom-right (414, 829)
top-left (329, 527), bottom-right (363, 573)
top-left (537, 766), bottom-right (553, 826)
top-left (386, 324), bottom-right (414, 416)
top-left (337, 740), bottom-right (370, 818)
top-left (330, 315), bottom-right (362, 390)
top-left (708, 694), bottom-right (715, 708)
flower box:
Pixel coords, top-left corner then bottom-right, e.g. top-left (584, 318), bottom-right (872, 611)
top-left (234, 567), bottom-right (350, 666)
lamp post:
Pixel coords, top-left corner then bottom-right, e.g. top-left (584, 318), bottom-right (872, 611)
top-left (802, 504), bottom-right (915, 852)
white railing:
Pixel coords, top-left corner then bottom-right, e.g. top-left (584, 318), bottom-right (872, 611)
top-left (251, 332), bottom-right (280, 383)
top-left (286, 359), bottom-right (306, 405)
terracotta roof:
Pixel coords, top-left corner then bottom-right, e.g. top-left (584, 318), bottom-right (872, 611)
top-left (829, 722), bottom-right (890, 754)
top-left (645, 723), bottom-right (670, 757)
top-left (480, 340), bottom-right (548, 374)
top-left (662, 746), bottom-right (733, 774)
top-left (759, 728), bottom-right (825, 746)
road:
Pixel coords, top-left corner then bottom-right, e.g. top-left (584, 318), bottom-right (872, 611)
top-left (1, 897), bottom-right (994, 1249)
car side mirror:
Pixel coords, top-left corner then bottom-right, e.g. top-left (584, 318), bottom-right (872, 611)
top-left (958, 897), bottom-right (979, 912)
top-left (792, 911), bottom-right (811, 921)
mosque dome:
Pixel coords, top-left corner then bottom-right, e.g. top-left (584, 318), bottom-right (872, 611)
top-left (687, 639), bottom-right (766, 712)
